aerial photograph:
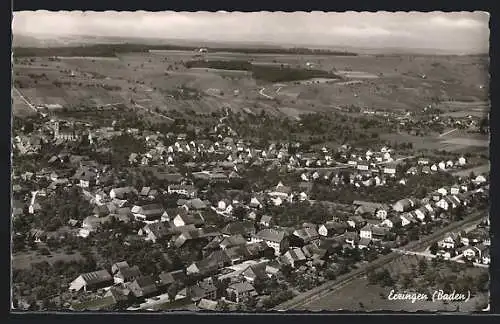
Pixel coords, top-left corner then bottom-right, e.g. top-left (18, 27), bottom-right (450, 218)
top-left (11, 11), bottom-right (490, 312)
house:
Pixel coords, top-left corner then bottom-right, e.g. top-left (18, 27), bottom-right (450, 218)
top-left (422, 166), bottom-right (431, 174)
top-left (458, 156), bottom-right (467, 166)
top-left (344, 232), bottom-right (360, 247)
top-left (438, 161), bottom-right (446, 170)
top-left (360, 224), bottom-right (375, 239)
top-left (109, 187), bottom-right (137, 200)
top-left (318, 221), bottom-right (347, 237)
top-left (249, 197), bottom-right (263, 209)
top-left (430, 164), bottom-right (438, 172)
top-left (347, 216), bottom-right (366, 229)
top-left (292, 227), bottom-right (320, 245)
top-left (251, 229), bottom-right (290, 256)
top-left (173, 212), bottom-right (205, 227)
top-left (167, 185), bottom-right (198, 198)
top-left (268, 182), bottom-right (292, 202)
top-left (381, 215), bottom-right (402, 229)
top-left (187, 250), bottom-right (231, 276)
top-left (463, 246), bottom-right (481, 260)
top-left (113, 265), bottom-right (142, 284)
top-left (111, 261), bottom-right (130, 274)
top-left (400, 213), bottom-right (416, 227)
top-left (383, 164), bottom-right (397, 176)
top-left (226, 281), bottom-right (257, 303)
top-left (358, 238), bottom-right (372, 249)
top-left (241, 263), bottom-right (268, 283)
top-left (482, 249), bottom-right (490, 265)
top-left (220, 234), bottom-right (247, 250)
top-left (69, 270), bottom-right (113, 292)
top-left (131, 203), bottom-right (166, 222)
top-left (138, 222), bottom-right (171, 243)
top-left (283, 248), bottom-right (307, 268)
top-left (259, 215), bottom-right (274, 227)
top-left (128, 276), bottom-right (158, 299)
top-left (439, 233), bottom-right (460, 249)
top-left (158, 270), bottom-right (186, 290)
top-left (179, 282), bottom-right (217, 302)
top-left (450, 185), bottom-right (460, 195)
top-left (392, 198), bottom-right (417, 213)
top-left (221, 221), bottom-right (256, 238)
top-left (418, 158), bottom-right (430, 165)
top-left (406, 166), bottom-right (419, 175)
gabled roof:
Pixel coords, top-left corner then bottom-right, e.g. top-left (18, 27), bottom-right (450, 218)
top-left (293, 227), bottom-right (319, 242)
top-left (253, 229), bottom-right (287, 243)
top-left (220, 234), bottom-right (247, 248)
top-left (79, 270), bottom-right (112, 285)
top-left (227, 281), bottom-right (255, 294)
top-left (221, 221), bottom-right (255, 236)
top-left (285, 248), bottom-right (307, 261)
top-left (116, 265), bottom-right (142, 281)
top-left (158, 270), bottom-right (186, 286)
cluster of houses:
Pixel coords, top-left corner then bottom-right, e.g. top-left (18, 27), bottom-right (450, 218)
top-left (12, 114), bottom-right (491, 311)
top-left (436, 219), bottom-right (491, 265)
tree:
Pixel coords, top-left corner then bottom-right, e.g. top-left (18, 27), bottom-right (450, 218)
top-left (429, 242), bottom-right (439, 255)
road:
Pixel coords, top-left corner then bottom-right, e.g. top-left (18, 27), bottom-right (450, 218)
top-left (391, 248), bottom-right (488, 268)
top-left (439, 128), bottom-right (458, 137)
top-left (13, 86), bottom-right (39, 114)
top-left (274, 211), bottom-right (485, 311)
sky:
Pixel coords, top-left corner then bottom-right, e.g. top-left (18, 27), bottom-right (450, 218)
top-left (12, 11), bottom-right (490, 53)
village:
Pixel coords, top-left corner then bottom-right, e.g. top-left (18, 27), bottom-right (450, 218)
top-left (11, 105), bottom-right (490, 312)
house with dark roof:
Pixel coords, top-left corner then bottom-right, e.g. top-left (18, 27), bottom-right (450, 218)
top-left (158, 269), bottom-right (187, 291)
top-left (111, 261), bottom-right (130, 274)
top-left (292, 227), bottom-right (320, 246)
top-left (283, 248), bottom-right (307, 268)
top-left (138, 221), bottom-right (171, 243)
top-left (221, 221), bottom-right (256, 238)
top-left (173, 212), bottom-right (205, 227)
top-left (69, 270), bottom-right (113, 292)
top-left (226, 281), bottom-right (257, 303)
top-left (113, 265), bottom-right (142, 284)
top-left (318, 221), bottom-right (348, 237)
top-left (187, 250), bottom-right (231, 277)
top-left (241, 263), bottom-right (268, 283)
top-left (128, 276), bottom-right (158, 299)
top-left (178, 281), bottom-right (217, 302)
top-left (220, 234), bottom-right (247, 250)
top-left (131, 203), bottom-right (166, 222)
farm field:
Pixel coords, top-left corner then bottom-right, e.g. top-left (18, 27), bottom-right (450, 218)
top-left (300, 255), bottom-right (489, 312)
top-left (452, 163), bottom-right (490, 177)
top-left (12, 50), bottom-right (489, 120)
top-left (12, 250), bottom-right (84, 270)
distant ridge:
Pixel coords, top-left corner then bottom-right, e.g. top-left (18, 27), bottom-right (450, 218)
top-left (13, 33), bottom-right (488, 56)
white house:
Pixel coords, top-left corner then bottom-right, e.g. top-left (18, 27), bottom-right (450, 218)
top-left (458, 156), bottom-right (467, 166)
top-left (431, 164), bottom-right (438, 172)
top-left (438, 161), bottom-right (446, 171)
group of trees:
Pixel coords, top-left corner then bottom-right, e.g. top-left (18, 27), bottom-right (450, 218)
top-left (184, 59), bottom-right (340, 83)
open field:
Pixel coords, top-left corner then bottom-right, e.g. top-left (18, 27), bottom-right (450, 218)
top-left (12, 250), bottom-right (84, 270)
top-left (13, 50), bottom-right (489, 120)
top-left (452, 163), bottom-right (490, 177)
top-left (301, 254), bottom-right (489, 312)
top-left (301, 276), bottom-right (488, 312)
